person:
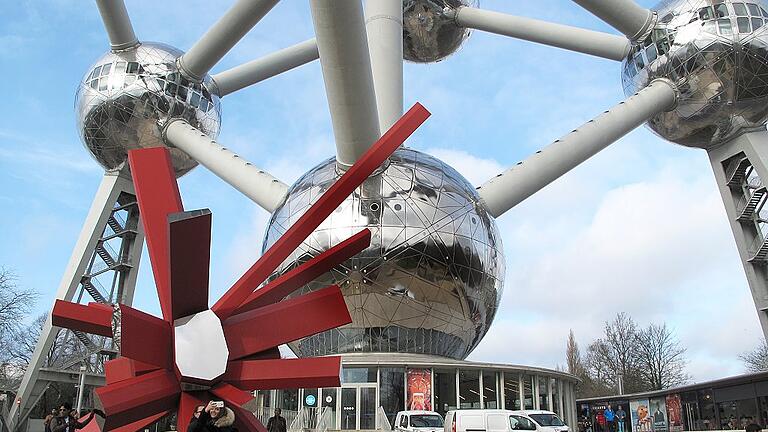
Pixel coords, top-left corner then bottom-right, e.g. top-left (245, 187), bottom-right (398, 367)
top-left (44, 409), bottom-right (57, 432)
top-left (745, 423), bottom-right (762, 432)
top-left (267, 408), bottom-right (286, 432)
top-left (604, 405), bottom-right (615, 432)
top-left (616, 406), bottom-right (626, 432)
top-left (49, 402), bottom-right (100, 432)
top-left (188, 401), bottom-right (236, 432)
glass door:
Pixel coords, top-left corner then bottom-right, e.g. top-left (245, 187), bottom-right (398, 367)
top-left (360, 386), bottom-right (377, 430)
top-left (341, 388), bottom-right (357, 430)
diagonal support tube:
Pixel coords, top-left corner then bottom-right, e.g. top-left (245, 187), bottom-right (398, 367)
top-left (178, 0), bottom-right (280, 81)
top-left (311, 0), bottom-right (381, 167)
top-left (449, 7), bottom-right (630, 61)
top-left (211, 39), bottom-right (319, 97)
top-left (163, 119), bottom-right (289, 213)
top-left (571, 0), bottom-right (655, 41)
top-left (95, 0), bottom-right (139, 51)
top-left (365, 0), bottom-right (404, 132)
top-left (478, 79), bottom-right (677, 217)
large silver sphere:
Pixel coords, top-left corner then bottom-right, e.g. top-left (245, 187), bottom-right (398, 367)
top-left (75, 42), bottom-right (221, 176)
top-left (263, 149), bottom-right (504, 359)
top-left (403, 0), bottom-right (477, 63)
top-left (622, 0), bottom-right (768, 149)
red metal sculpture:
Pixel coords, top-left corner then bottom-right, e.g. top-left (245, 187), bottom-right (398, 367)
top-left (50, 104), bottom-right (430, 432)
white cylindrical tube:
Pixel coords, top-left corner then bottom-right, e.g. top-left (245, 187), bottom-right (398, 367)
top-left (211, 39), bottom-right (319, 97)
top-left (95, 0), bottom-right (139, 51)
top-left (571, 0), bottom-right (655, 40)
top-left (451, 6), bottom-right (631, 61)
top-left (478, 79), bottom-right (678, 217)
top-left (311, 0), bottom-right (381, 167)
top-left (365, 0), bottom-right (404, 132)
top-left (164, 119), bottom-right (288, 213)
top-left (178, 0), bottom-right (280, 81)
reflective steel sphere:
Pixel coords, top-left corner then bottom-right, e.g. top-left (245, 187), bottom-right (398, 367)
top-left (622, 0), bottom-right (768, 149)
top-left (403, 0), bottom-right (477, 63)
top-left (263, 149), bottom-right (504, 359)
top-left (75, 43), bottom-right (221, 176)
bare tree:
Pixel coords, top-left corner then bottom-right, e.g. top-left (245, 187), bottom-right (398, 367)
top-left (635, 323), bottom-right (689, 389)
top-left (0, 269), bottom-right (38, 390)
top-left (584, 313), bottom-right (650, 393)
top-left (740, 339), bottom-right (768, 373)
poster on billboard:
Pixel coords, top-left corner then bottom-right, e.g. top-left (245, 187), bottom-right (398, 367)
top-left (407, 369), bottom-right (432, 411)
top-left (665, 394), bottom-right (683, 432)
top-left (649, 398), bottom-right (668, 432)
top-left (631, 399), bottom-right (653, 432)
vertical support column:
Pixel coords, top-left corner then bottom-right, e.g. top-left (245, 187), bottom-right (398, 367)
top-left (479, 371), bottom-right (484, 409)
top-left (518, 374), bottom-right (524, 410)
top-left (533, 376), bottom-right (540, 410)
top-left (708, 130), bottom-right (768, 339)
top-left (365, 0), bottom-right (404, 132)
top-left (8, 170), bottom-right (143, 431)
top-left (500, 372), bottom-right (506, 409)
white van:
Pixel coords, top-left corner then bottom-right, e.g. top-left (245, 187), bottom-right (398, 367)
top-left (395, 410), bottom-right (444, 432)
top-left (445, 409), bottom-right (523, 432)
top-left (510, 410), bottom-right (569, 432)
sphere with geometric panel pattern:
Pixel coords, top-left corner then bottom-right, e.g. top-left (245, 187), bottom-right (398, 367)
top-left (403, 0), bottom-right (478, 63)
top-left (262, 148), bottom-right (505, 360)
top-left (75, 42), bottom-right (221, 177)
top-left (622, 0), bottom-right (768, 149)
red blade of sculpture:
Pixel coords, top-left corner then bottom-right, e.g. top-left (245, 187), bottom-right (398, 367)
top-left (224, 356), bottom-right (342, 390)
top-left (169, 209), bottom-right (212, 320)
top-left (80, 411), bottom-right (170, 432)
top-left (223, 285), bottom-right (352, 359)
top-left (94, 369), bottom-right (180, 431)
top-left (128, 148), bottom-right (184, 322)
top-left (116, 304), bottom-right (173, 369)
top-left (210, 384), bottom-right (266, 432)
top-left (213, 103), bottom-right (431, 320)
top-left (51, 300), bottom-right (113, 337)
top-left (177, 391), bottom-right (207, 432)
top-left (104, 358), bottom-right (161, 385)
top-left (235, 229), bottom-right (371, 314)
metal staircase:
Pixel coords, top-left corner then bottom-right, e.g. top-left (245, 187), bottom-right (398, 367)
top-left (726, 155), bottom-right (751, 187)
top-left (737, 185), bottom-right (767, 221)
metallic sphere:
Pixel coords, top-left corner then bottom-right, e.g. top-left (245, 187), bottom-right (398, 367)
top-left (263, 149), bottom-right (505, 360)
top-left (403, 0), bottom-right (477, 63)
top-left (622, 0), bottom-right (768, 149)
top-left (75, 42), bottom-right (221, 176)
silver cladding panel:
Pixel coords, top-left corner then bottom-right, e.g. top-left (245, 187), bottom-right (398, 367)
top-left (622, 0), bottom-right (768, 149)
top-left (263, 149), bottom-right (505, 360)
top-left (403, 0), bottom-right (477, 63)
top-left (75, 42), bottom-right (222, 176)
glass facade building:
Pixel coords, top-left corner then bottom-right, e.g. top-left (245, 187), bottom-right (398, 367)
top-left (252, 354), bottom-right (578, 431)
top-left (578, 371), bottom-right (768, 432)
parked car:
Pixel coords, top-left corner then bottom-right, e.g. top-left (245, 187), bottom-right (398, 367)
top-left (445, 409), bottom-right (524, 432)
top-left (395, 410), bottom-right (444, 432)
top-left (511, 410), bottom-right (569, 432)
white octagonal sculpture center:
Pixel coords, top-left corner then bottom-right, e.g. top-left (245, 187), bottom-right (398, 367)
top-left (174, 309), bottom-right (229, 382)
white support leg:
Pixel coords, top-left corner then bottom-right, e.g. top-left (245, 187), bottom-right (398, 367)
top-left (708, 131), bottom-right (768, 340)
top-left (211, 39), bottom-right (319, 97)
top-left (365, 0), bottom-right (404, 132)
top-left (8, 170), bottom-right (141, 431)
top-left (449, 7), bottom-right (631, 61)
top-left (571, 0), bottom-right (655, 41)
top-left (163, 119), bottom-right (289, 213)
top-left (95, 0), bottom-right (139, 51)
top-left (477, 79), bottom-right (677, 217)
top-left (311, 0), bottom-right (381, 167)
top-left (178, 0), bottom-right (281, 81)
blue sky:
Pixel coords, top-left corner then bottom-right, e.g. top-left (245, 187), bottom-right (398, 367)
top-left (0, 0), bottom-right (759, 383)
